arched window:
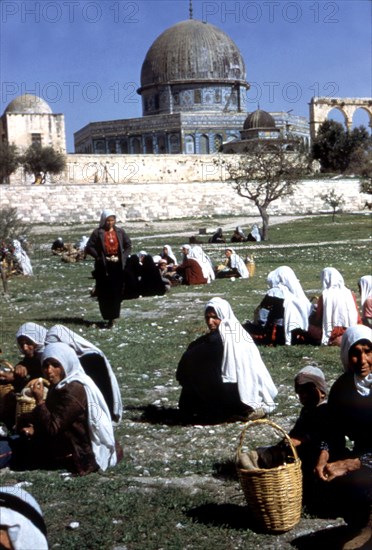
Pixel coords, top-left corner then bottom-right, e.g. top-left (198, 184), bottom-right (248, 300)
top-left (120, 139), bottom-right (128, 154)
top-left (145, 136), bottom-right (153, 153)
top-left (157, 135), bottom-right (166, 153)
top-left (94, 140), bottom-right (106, 154)
top-left (214, 134), bottom-right (223, 152)
top-left (185, 135), bottom-right (195, 154)
top-left (131, 137), bottom-right (141, 154)
top-left (169, 134), bottom-right (180, 154)
top-left (108, 139), bottom-right (116, 154)
top-left (199, 134), bottom-right (209, 154)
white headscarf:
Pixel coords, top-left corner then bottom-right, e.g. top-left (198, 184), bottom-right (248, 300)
top-left (99, 209), bottom-right (116, 228)
top-left (250, 224), bottom-right (261, 242)
top-left (225, 248), bottom-right (249, 279)
top-left (266, 266), bottom-right (311, 345)
top-left (321, 267), bottom-right (359, 345)
top-left (0, 487), bottom-right (48, 550)
top-left (359, 275), bottom-right (372, 307)
top-left (41, 343), bottom-right (117, 471)
top-left (205, 297), bottom-right (277, 412)
top-left (162, 245), bottom-right (177, 264)
top-left (188, 245), bottom-right (215, 282)
top-left (12, 239), bottom-right (33, 276)
top-left (16, 323), bottom-right (47, 354)
top-left (45, 325), bottom-right (123, 423)
top-left (340, 325), bottom-right (372, 396)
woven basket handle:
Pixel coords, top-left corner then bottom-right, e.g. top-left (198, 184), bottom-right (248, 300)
top-left (236, 418), bottom-right (299, 462)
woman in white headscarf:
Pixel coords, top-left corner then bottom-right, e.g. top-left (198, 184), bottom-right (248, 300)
top-left (161, 244), bottom-right (177, 266)
top-left (21, 342), bottom-right (117, 475)
top-left (10, 323), bottom-right (47, 388)
top-left (216, 248), bottom-right (249, 279)
top-left (85, 209), bottom-right (132, 328)
top-left (244, 266), bottom-right (310, 346)
top-left (0, 487), bottom-right (48, 550)
top-left (312, 267), bottom-right (361, 345)
top-left (188, 245), bottom-right (215, 283)
top-left (359, 275), bottom-right (372, 328)
top-left (12, 239), bottom-right (33, 276)
top-left (45, 324), bottom-right (123, 423)
top-left (176, 297), bottom-right (277, 421)
top-left (315, 326), bottom-right (372, 549)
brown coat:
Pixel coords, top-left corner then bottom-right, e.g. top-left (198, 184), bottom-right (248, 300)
top-left (32, 381), bottom-right (98, 476)
top-left (176, 258), bottom-right (207, 285)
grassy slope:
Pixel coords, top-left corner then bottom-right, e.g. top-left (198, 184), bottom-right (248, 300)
top-left (0, 214), bottom-right (371, 549)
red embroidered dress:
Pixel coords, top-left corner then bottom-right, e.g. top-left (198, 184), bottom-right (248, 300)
top-left (104, 230), bottom-right (119, 256)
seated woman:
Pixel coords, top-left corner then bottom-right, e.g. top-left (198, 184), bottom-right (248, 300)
top-left (244, 266), bottom-right (310, 345)
top-left (315, 326), bottom-right (372, 549)
top-left (18, 342), bottom-right (117, 476)
top-left (174, 245), bottom-right (208, 285)
top-left (188, 245), bottom-right (215, 283)
top-left (160, 244), bottom-right (177, 266)
top-left (230, 226), bottom-right (247, 243)
top-left (247, 224), bottom-right (262, 242)
top-left (309, 267), bottom-right (361, 346)
top-left (45, 324), bottom-right (122, 423)
top-left (208, 227), bottom-right (226, 243)
top-left (359, 275), bottom-right (372, 328)
top-left (176, 297), bottom-right (277, 422)
top-left (215, 248), bottom-right (249, 279)
top-left (139, 254), bottom-right (167, 297)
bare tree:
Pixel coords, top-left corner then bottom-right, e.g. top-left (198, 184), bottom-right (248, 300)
top-left (217, 141), bottom-right (308, 240)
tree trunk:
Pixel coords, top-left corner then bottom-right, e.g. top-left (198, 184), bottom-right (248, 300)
top-left (258, 206), bottom-right (270, 240)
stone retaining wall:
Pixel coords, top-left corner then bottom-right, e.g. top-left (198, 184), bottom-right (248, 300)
top-left (0, 176), bottom-right (366, 224)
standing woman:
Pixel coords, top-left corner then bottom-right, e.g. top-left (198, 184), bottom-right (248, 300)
top-left (86, 210), bottom-right (132, 328)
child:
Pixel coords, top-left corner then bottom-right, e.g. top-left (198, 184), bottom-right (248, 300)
top-left (289, 365), bottom-right (344, 510)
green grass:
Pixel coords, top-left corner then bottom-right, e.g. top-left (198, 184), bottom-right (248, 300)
top-left (0, 213), bottom-right (371, 549)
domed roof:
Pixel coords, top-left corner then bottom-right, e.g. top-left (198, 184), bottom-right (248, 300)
top-left (244, 109), bottom-right (276, 130)
top-left (140, 19), bottom-right (247, 89)
top-left (4, 94), bottom-right (52, 115)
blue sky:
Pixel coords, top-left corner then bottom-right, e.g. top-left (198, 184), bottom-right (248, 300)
top-left (1, 0), bottom-right (371, 151)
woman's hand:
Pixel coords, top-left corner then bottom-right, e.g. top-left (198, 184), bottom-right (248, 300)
top-left (14, 364), bottom-right (28, 378)
top-left (314, 449), bottom-right (330, 480)
top-left (323, 458), bottom-right (361, 481)
top-left (30, 378), bottom-right (45, 404)
top-left (21, 425), bottom-right (34, 438)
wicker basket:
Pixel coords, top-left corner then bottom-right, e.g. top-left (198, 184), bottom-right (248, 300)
top-left (236, 418), bottom-right (302, 533)
top-left (15, 378), bottom-right (50, 421)
top-left (0, 361), bottom-right (14, 399)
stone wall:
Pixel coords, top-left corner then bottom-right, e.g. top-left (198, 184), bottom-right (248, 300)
top-left (1, 173), bottom-right (366, 224)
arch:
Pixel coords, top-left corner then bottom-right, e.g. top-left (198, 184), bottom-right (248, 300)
top-left (199, 134), bottom-right (209, 154)
top-left (169, 134), bottom-right (180, 154)
top-left (351, 107), bottom-right (372, 131)
top-left (145, 136), bottom-right (154, 153)
top-left (214, 134), bottom-right (223, 152)
top-left (131, 137), bottom-right (141, 154)
top-left (310, 97), bottom-right (372, 140)
top-left (184, 134), bottom-right (195, 154)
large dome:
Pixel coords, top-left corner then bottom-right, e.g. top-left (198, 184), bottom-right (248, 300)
top-left (140, 19), bottom-right (247, 89)
top-left (243, 109), bottom-right (276, 129)
top-left (4, 94), bottom-right (52, 115)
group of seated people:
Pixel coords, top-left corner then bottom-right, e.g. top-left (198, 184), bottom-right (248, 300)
top-left (0, 322), bottom-right (122, 476)
top-left (0, 295), bottom-right (371, 549)
top-left (123, 242), bottom-right (251, 293)
top-left (208, 224), bottom-right (262, 243)
top-left (244, 266), bottom-right (371, 347)
top-left (177, 299), bottom-right (371, 549)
